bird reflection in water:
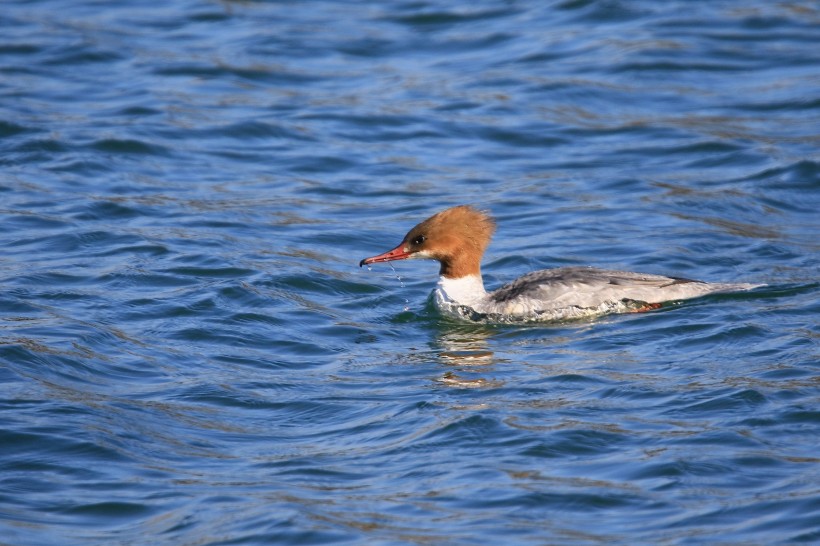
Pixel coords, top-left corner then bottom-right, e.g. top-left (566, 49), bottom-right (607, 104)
top-left (434, 326), bottom-right (502, 389)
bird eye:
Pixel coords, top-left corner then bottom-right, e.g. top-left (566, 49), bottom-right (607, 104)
top-left (412, 235), bottom-right (426, 245)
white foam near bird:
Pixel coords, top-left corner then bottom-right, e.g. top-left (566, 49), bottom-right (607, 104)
top-left (360, 205), bottom-right (763, 322)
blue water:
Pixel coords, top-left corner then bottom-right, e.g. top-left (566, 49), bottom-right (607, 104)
top-left (2, 0), bottom-right (819, 544)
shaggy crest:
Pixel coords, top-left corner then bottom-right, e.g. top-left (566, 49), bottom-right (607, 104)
top-left (402, 205), bottom-right (496, 278)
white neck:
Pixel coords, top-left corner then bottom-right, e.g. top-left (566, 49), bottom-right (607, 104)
top-left (436, 274), bottom-right (488, 307)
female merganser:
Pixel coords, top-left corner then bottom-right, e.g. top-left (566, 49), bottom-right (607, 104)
top-left (360, 205), bottom-right (761, 322)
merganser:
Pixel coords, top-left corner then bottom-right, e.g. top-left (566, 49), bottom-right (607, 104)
top-left (359, 205), bottom-right (761, 322)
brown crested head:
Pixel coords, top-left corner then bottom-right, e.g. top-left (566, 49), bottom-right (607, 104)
top-left (401, 205), bottom-right (496, 278)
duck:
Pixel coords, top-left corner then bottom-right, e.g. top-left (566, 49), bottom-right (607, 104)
top-left (359, 205), bottom-right (761, 322)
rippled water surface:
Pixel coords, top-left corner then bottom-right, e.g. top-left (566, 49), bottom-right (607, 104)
top-left (2, 1), bottom-right (819, 544)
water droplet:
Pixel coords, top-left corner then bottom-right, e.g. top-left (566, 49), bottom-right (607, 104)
top-left (388, 263), bottom-right (405, 288)
top-left (387, 263), bottom-right (411, 311)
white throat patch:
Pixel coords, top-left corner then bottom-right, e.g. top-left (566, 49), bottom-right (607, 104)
top-left (435, 275), bottom-right (487, 308)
